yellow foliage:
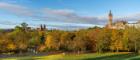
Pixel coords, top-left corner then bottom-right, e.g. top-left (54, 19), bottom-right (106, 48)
top-left (38, 45), bottom-right (46, 52)
top-left (7, 43), bottom-right (16, 50)
top-left (18, 43), bottom-right (27, 50)
top-left (45, 35), bottom-right (59, 50)
top-left (45, 35), bottom-right (53, 49)
top-left (110, 30), bottom-right (124, 51)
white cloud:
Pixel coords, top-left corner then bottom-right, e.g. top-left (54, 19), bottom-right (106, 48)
top-left (0, 20), bottom-right (18, 25)
top-left (2, 2), bottom-right (140, 30)
top-left (42, 8), bottom-right (107, 26)
top-left (0, 2), bottom-right (108, 29)
top-left (43, 8), bottom-right (75, 16)
top-left (0, 2), bottom-right (33, 16)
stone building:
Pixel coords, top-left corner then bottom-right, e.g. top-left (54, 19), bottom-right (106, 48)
top-left (106, 11), bottom-right (127, 29)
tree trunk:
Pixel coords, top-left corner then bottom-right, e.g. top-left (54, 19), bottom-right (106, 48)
top-left (135, 40), bottom-right (137, 52)
top-left (116, 48), bottom-right (119, 52)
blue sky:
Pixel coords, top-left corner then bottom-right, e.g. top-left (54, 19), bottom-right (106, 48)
top-left (0, 0), bottom-right (140, 30)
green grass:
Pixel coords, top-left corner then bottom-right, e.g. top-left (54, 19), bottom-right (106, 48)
top-left (1, 52), bottom-right (140, 60)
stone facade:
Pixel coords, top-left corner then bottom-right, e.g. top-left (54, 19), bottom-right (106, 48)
top-left (106, 11), bottom-right (129, 29)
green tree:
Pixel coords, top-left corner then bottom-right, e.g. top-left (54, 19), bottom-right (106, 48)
top-left (21, 22), bottom-right (28, 31)
top-left (127, 27), bottom-right (140, 52)
top-left (96, 28), bottom-right (111, 53)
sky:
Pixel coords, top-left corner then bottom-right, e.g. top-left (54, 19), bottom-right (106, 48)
top-left (0, 0), bottom-right (140, 30)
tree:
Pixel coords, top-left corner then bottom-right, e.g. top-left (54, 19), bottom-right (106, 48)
top-left (86, 29), bottom-right (97, 52)
top-left (21, 22), bottom-right (28, 31)
top-left (127, 27), bottom-right (140, 52)
top-left (110, 29), bottom-right (123, 52)
top-left (60, 32), bottom-right (75, 51)
top-left (96, 28), bottom-right (111, 53)
top-left (45, 30), bottom-right (63, 51)
top-left (73, 29), bottom-right (94, 52)
top-left (122, 28), bottom-right (129, 51)
top-left (6, 23), bottom-right (32, 53)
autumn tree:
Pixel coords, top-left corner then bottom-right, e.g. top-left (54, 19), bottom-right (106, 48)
top-left (60, 32), bottom-right (75, 51)
top-left (73, 30), bottom-right (87, 52)
top-left (96, 28), bottom-right (111, 53)
top-left (45, 30), bottom-right (63, 51)
top-left (110, 29), bottom-right (124, 52)
top-left (126, 27), bottom-right (140, 52)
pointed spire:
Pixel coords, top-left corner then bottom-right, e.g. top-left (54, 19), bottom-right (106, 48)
top-left (40, 24), bottom-right (43, 30)
top-left (43, 24), bottom-right (46, 30)
top-left (109, 10), bottom-right (112, 16)
top-left (109, 10), bottom-right (111, 13)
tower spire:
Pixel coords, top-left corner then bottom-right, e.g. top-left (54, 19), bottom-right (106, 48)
top-left (108, 10), bottom-right (113, 27)
top-left (109, 10), bottom-right (112, 16)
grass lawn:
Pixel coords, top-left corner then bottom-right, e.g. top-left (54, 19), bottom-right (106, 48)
top-left (0, 52), bottom-right (140, 60)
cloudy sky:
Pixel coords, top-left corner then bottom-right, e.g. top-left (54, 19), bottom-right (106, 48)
top-left (0, 0), bottom-right (140, 30)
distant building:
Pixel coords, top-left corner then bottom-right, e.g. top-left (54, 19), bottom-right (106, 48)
top-left (127, 22), bottom-right (140, 28)
top-left (106, 10), bottom-right (113, 28)
top-left (37, 24), bottom-right (46, 31)
top-left (106, 10), bottom-right (140, 29)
